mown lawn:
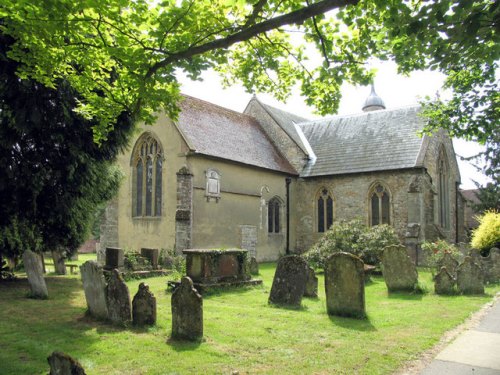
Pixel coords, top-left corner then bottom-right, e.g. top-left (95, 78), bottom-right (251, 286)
top-left (0, 259), bottom-right (498, 374)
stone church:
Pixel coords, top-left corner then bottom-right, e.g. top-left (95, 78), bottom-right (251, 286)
top-left (100, 87), bottom-right (465, 263)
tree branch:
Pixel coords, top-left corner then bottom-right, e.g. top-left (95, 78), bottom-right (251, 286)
top-left (243, 0), bottom-right (268, 28)
top-left (145, 0), bottom-right (358, 79)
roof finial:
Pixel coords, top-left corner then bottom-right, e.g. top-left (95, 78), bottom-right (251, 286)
top-left (362, 83), bottom-right (385, 112)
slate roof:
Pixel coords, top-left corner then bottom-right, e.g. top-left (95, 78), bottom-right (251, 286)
top-left (176, 95), bottom-right (297, 175)
top-left (298, 106), bottom-right (426, 177)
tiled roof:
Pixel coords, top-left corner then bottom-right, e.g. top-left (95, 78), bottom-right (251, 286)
top-left (298, 106), bottom-right (425, 177)
top-left (176, 96), bottom-right (297, 175)
top-left (461, 189), bottom-right (480, 203)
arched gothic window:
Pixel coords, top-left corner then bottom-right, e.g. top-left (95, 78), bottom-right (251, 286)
top-left (268, 197), bottom-right (281, 233)
top-left (317, 188), bottom-right (333, 233)
top-left (370, 183), bottom-right (391, 226)
top-left (132, 133), bottom-right (163, 217)
top-left (438, 147), bottom-right (450, 228)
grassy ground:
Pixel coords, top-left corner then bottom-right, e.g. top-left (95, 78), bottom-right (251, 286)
top-left (0, 259), bottom-right (499, 375)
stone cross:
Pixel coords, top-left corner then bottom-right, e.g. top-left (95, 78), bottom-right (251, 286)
top-left (106, 269), bottom-right (132, 325)
top-left (325, 252), bottom-right (366, 318)
top-left (304, 266), bottom-right (318, 298)
top-left (132, 283), bottom-right (157, 326)
top-left (381, 244), bottom-right (418, 292)
top-left (23, 250), bottom-right (48, 299)
top-left (80, 261), bottom-right (108, 320)
top-left (434, 266), bottom-right (455, 295)
top-left (171, 276), bottom-right (203, 341)
top-left (457, 256), bottom-right (484, 294)
top-left (268, 255), bottom-right (308, 307)
top-left (47, 351), bottom-right (86, 375)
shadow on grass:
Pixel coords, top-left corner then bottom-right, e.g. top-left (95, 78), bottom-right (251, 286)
top-left (166, 337), bottom-right (203, 351)
top-left (386, 291), bottom-right (424, 301)
top-left (328, 314), bottom-right (377, 331)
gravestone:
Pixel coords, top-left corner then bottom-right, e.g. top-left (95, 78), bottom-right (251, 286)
top-left (105, 247), bottom-right (124, 270)
top-left (268, 255), bottom-right (308, 307)
top-left (52, 251), bottom-right (67, 275)
top-left (437, 252), bottom-right (459, 278)
top-left (141, 248), bottom-right (159, 269)
top-left (304, 266), bottom-right (318, 298)
top-left (325, 252), bottom-right (365, 318)
top-left (381, 244), bottom-right (418, 292)
top-left (249, 256), bottom-right (259, 275)
top-left (434, 266), bottom-right (455, 295)
top-left (171, 277), bottom-right (203, 341)
top-left (80, 261), bottom-right (108, 320)
top-left (132, 283), bottom-right (157, 326)
top-left (23, 250), bottom-right (48, 299)
top-left (48, 351), bottom-right (86, 375)
top-left (457, 256), bottom-right (484, 294)
top-left (106, 269), bottom-right (132, 325)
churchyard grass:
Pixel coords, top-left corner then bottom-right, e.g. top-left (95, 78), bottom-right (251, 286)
top-left (1, 261), bottom-right (499, 374)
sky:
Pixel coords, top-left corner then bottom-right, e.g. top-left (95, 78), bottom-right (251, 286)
top-left (178, 61), bottom-right (489, 190)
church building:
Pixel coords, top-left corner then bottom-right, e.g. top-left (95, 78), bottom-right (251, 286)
top-left (100, 88), bottom-right (465, 264)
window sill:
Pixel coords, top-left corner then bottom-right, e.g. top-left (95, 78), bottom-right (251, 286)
top-left (132, 216), bottom-right (162, 221)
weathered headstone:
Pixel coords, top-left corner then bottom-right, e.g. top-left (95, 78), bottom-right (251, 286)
top-left (325, 252), bottom-right (365, 318)
top-left (105, 247), bottom-right (124, 270)
top-left (304, 266), bottom-right (318, 298)
top-left (457, 256), bottom-right (484, 294)
top-left (489, 248), bottom-right (500, 282)
top-left (132, 283), bottom-right (157, 326)
top-left (171, 277), bottom-right (203, 341)
top-left (48, 351), bottom-right (86, 375)
top-left (249, 256), bottom-right (259, 275)
top-left (23, 250), bottom-right (48, 299)
top-left (141, 248), bottom-right (159, 269)
top-left (268, 255), bottom-right (308, 307)
top-left (381, 244), bottom-right (418, 292)
top-left (51, 251), bottom-right (67, 275)
top-left (80, 261), bottom-right (108, 320)
top-left (434, 266), bottom-right (455, 295)
top-left (437, 252), bottom-right (459, 278)
top-left (106, 269), bottom-right (132, 325)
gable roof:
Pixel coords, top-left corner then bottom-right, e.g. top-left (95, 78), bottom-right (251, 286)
top-left (176, 95), bottom-right (297, 175)
top-left (298, 106), bottom-right (426, 177)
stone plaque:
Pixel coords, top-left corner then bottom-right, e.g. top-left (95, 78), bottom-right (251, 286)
top-left (434, 266), bottom-right (455, 295)
top-left (171, 277), bottom-right (203, 341)
top-left (23, 250), bottom-right (48, 299)
top-left (268, 255), bottom-right (308, 307)
top-left (80, 261), bottom-right (108, 320)
top-left (132, 283), bottom-right (156, 326)
top-left (381, 244), bottom-right (418, 292)
top-left (106, 269), bottom-right (132, 325)
top-left (457, 256), bottom-right (484, 294)
top-left (325, 252), bottom-right (365, 318)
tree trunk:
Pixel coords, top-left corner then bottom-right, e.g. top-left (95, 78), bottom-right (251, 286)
top-left (23, 250), bottom-right (49, 298)
top-left (51, 251), bottom-right (67, 275)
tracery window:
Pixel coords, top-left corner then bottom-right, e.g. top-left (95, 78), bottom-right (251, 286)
top-left (205, 169), bottom-right (221, 202)
top-left (370, 183), bottom-right (391, 226)
top-left (317, 188), bottom-right (333, 233)
top-left (132, 133), bottom-right (163, 217)
top-left (438, 147), bottom-right (450, 228)
top-left (268, 197), bottom-right (281, 233)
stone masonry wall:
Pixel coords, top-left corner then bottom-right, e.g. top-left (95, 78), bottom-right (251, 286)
top-left (175, 166), bottom-right (193, 254)
top-left (99, 197), bottom-right (119, 264)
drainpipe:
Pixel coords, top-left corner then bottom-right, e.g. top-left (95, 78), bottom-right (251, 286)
top-left (285, 177), bottom-right (292, 255)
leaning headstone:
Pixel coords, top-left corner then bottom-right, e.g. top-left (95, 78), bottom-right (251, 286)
top-left (48, 351), bottom-right (86, 375)
top-left (106, 269), bottom-right (132, 325)
top-left (325, 252), bottom-right (365, 318)
top-left (268, 255), bottom-right (308, 307)
top-left (105, 247), bottom-right (124, 270)
top-left (437, 252), bottom-right (459, 278)
top-left (171, 276), bottom-right (203, 341)
top-left (141, 248), bottom-right (159, 269)
top-left (457, 256), bottom-right (484, 294)
top-left (132, 283), bottom-right (157, 326)
top-left (304, 266), bottom-right (318, 298)
top-left (80, 261), bottom-right (108, 320)
top-left (249, 256), bottom-right (259, 275)
top-left (381, 244), bottom-right (418, 292)
top-left (23, 250), bottom-right (48, 299)
top-left (51, 251), bottom-right (67, 275)
top-left (434, 266), bottom-right (455, 295)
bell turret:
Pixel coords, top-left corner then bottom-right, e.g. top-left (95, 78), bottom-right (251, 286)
top-left (362, 85), bottom-right (385, 112)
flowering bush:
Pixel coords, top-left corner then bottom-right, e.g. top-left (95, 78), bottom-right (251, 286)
top-left (471, 211), bottom-right (500, 255)
top-left (421, 240), bottom-right (460, 270)
top-left (303, 219), bottom-right (400, 269)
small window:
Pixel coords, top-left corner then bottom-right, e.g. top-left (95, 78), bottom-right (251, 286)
top-left (370, 183), bottom-right (391, 226)
top-left (268, 197), bottom-right (281, 233)
top-left (205, 169), bottom-right (221, 202)
top-left (317, 188), bottom-right (333, 233)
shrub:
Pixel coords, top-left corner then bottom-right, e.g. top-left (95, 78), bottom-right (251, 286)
top-left (303, 219), bottom-right (400, 269)
top-left (471, 211), bottom-right (500, 255)
top-left (124, 252), bottom-right (152, 271)
top-left (421, 240), bottom-right (460, 270)
top-left (159, 248), bottom-right (186, 277)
